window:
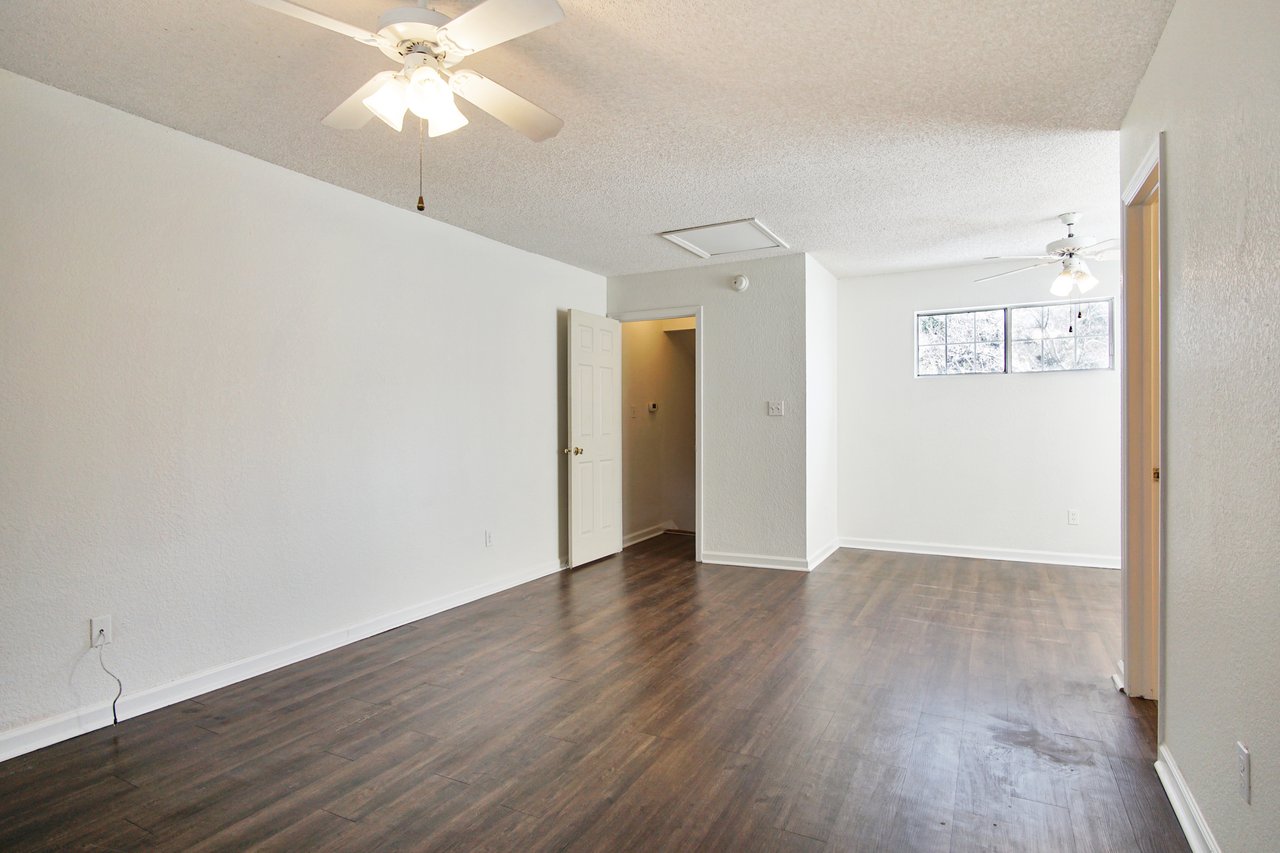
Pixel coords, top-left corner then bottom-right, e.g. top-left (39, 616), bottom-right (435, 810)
top-left (916, 309), bottom-right (1004, 376)
top-left (916, 298), bottom-right (1113, 377)
top-left (1009, 301), bottom-right (1113, 372)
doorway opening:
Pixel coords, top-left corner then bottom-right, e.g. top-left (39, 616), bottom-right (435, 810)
top-left (615, 308), bottom-right (702, 561)
top-left (1120, 136), bottom-right (1164, 715)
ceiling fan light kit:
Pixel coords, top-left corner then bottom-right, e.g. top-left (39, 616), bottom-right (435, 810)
top-left (1050, 255), bottom-right (1100, 298)
top-left (359, 56), bottom-right (471, 136)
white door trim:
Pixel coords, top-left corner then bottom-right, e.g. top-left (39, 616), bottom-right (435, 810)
top-left (611, 306), bottom-right (704, 563)
top-left (1119, 131), bottom-right (1166, 707)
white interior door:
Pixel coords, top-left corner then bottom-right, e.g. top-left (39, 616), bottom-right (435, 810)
top-left (567, 309), bottom-right (622, 567)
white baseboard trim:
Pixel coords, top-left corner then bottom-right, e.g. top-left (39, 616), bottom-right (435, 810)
top-left (837, 537), bottom-right (1120, 569)
top-left (0, 557), bottom-right (565, 765)
top-left (701, 550), bottom-right (811, 572)
top-left (807, 538), bottom-right (840, 570)
top-left (1154, 743), bottom-right (1220, 853)
top-left (623, 520), bottom-right (676, 548)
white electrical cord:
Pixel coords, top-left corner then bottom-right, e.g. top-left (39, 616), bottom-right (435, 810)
top-left (96, 631), bottom-right (123, 724)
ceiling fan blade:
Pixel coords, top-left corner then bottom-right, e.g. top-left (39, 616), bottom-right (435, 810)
top-left (438, 0), bottom-right (564, 54)
top-left (973, 259), bottom-right (1061, 283)
top-left (983, 255), bottom-right (1055, 260)
top-left (247, 0), bottom-right (386, 46)
top-left (322, 72), bottom-right (394, 129)
top-left (1076, 238), bottom-right (1118, 253)
top-left (449, 70), bottom-right (563, 141)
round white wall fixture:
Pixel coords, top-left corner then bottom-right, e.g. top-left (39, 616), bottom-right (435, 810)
top-left (730, 274), bottom-right (750, 292)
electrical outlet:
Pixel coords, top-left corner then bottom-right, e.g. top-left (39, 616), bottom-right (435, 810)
top-left (1067, 509), bottom-right (1080, 526)
top-left (767, 401), bottom-right (785, 417)
top-left (484, 529), bottom-right (494, 548)
top-left (90, 616), bottom-right (112, 648)
top-left (1238, 742), bottom-right (1251, 804)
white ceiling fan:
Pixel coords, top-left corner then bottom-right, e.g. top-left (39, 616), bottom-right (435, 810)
top-left (248, 0), bottom-right (565, 141)
top-left (975, 212), bottom-right (1118, 297)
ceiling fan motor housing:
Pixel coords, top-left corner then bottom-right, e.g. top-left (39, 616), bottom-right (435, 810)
top-left (376, 6), bottom-right (451, 61)
top-left (1046, 235), bottom-right (1096, 257)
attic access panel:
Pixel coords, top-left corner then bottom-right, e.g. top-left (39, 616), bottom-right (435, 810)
top-left (660, 218), bottom-right (789, 259)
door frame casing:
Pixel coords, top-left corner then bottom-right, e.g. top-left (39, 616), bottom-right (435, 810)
top-left (1119, 133), bottom-right (1166, 706)
top-left (611, 306), bottom-right (704, 563)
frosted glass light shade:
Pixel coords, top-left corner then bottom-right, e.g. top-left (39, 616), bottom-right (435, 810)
top-left (1075, 264), bottom-right (1100, 294)
top-left (363, 76), bottom-right (409, 132)
top-left (426, 98), bottom-right (468, 137)
top-left (407, 67), bottom-right (469, 137)
top-left (1050, 269), bottom-right (1075, 297)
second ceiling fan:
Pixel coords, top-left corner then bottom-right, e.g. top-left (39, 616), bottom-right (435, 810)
top-left (249, 0), bottom-right (566, 141)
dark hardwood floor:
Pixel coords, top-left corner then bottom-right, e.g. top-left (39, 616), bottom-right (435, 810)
top-left (0, 535), bottom-right (1188, 851)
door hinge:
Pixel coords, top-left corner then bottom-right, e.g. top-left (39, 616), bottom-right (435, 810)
top-left (1153, 467), bottom-right (1160, 482)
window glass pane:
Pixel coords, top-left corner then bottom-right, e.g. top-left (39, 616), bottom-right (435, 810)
top-left (1011, 339), bottom-right (1041, 372)
top-left (975, 341), bottom-right (1004, 373)
top-left (1011, 306), bottom-right (1045, 340)
top-left (1077, 336), bottom-right (1111, 369)
top-left (974, 310), bottom-right (1004, 342)
top-left (918, 345), bottom-right (945, 375)
top-left (1044, 304), bottom-right (1073, 338)
top-left (946, 312), bottom-right (975, 342)
top-left (1041, 337), bottom-right (1074, 370)
top-left (1077, 302), bottom-right (1109, 336)
top-left (946, 343), bottom-right (976, 374)
top-left (918, 314), bottom-right (946, 346)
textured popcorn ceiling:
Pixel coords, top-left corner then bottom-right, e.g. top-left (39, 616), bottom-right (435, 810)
top-left (0, 0), bottom-right (1173, 277)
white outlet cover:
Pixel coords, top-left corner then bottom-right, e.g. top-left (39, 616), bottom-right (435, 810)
top-left (767, 401), bottom-right (785, 416)
top-left (90, 615), bottom-right (112, 647)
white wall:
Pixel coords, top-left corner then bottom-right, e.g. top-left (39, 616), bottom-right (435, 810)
top-left (0, 70), bottom-right (605, 755)
top-left (1121, 0), bottom-right (1280, 848)
top-left (609, 255), bottom-right (811, 568)
top-left (804, 256), bottom-right (839, 565)
top-left (620, 320), bottom-right (695, 541)
top-left (838, 260), bottom-right (1122, 567)
top-left (661, 329), bottom-right (697, 533)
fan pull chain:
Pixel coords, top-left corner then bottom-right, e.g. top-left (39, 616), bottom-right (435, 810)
top-left (417, 119), bottom-right (426, 212)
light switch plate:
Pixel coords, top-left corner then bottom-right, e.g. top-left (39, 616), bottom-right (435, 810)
top-left (1238, 742), bottom-right (1250, 803)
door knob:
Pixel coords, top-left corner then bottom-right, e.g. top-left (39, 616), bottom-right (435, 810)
top-left (563, 447), bottom-right (584, 455)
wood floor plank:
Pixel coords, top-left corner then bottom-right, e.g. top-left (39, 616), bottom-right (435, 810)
top-left (0, 536), bottom-right (1188, 851)
top-left (950, 795), bottom-right (1078, 853)
top-left (1108, 755), bottom-right (1193, 853)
